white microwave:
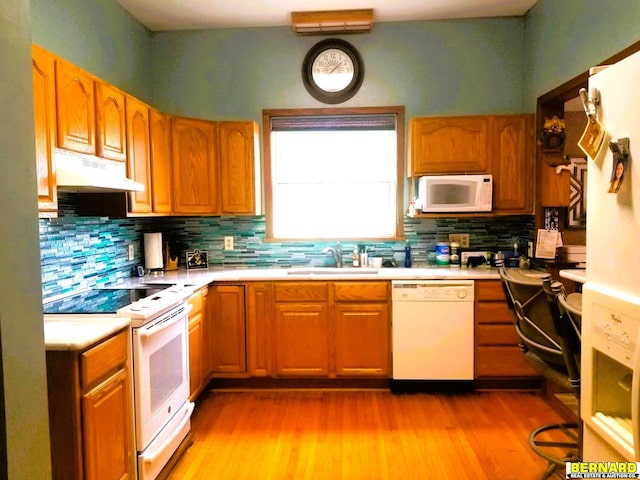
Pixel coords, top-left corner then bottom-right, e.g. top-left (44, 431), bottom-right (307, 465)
top-left (418, 174), bottom-right (493, 213)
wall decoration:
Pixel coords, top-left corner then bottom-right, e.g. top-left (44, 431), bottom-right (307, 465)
top-left (541, 115), bottom-right (566, 150)
top-left (567, 158), bottom-right (588, 227)
top-left (544, 207), bottom-right (559, 230)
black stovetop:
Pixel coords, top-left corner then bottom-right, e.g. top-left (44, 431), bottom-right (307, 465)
top-left (43, 287), bottom-right (165, 315)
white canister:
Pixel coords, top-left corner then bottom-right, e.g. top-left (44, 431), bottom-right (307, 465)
top-left (435, 242), bottom-right (450, 266)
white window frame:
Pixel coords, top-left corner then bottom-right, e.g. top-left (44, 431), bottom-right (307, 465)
top-left (263, 106), bottom-right (405, 241)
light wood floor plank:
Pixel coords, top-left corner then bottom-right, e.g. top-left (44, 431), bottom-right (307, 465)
top-left (168, 389), bottom-right (567, 480)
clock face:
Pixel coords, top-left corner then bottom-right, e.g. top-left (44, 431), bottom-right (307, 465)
top-left (311, 48), bottom-right (355, 93)
top-left (302, 39), bottom-right (364, 104)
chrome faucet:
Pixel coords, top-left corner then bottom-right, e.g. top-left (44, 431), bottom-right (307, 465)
top-left (322, 242), bottom-right (343, 268)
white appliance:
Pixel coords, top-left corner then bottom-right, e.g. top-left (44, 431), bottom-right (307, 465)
top-left (418, 174), bottom-right (492, 213)
top-left (391, 280), bottom-right (474, 382)
top-left (117, 287), bottom-right (195, 480)
top-left (581, 48), bottom-right (640, 461)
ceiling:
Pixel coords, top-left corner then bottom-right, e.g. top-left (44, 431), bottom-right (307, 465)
top-left (115, 0), bottom-right (539, 32)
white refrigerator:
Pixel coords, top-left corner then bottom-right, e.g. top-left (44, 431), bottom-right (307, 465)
top-left (581, 48), bottom-right (640, 461)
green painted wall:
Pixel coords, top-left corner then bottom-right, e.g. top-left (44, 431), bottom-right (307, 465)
top-left (149, 18), bottom-right (526, 121)
top-left (524, 0), bottom-right (640, 107)
top-left (30, 0), bottom-right (152, 102)
top-left (1, 0), bottom-right (52, 478)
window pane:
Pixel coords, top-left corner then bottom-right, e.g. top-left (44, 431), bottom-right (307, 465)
top-left (268, 108), bottom-right (402, 239)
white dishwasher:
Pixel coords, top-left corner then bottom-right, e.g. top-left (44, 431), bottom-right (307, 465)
top-left (391, 280), bottom-right (474, 382)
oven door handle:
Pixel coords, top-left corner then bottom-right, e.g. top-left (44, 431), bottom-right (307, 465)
top-left (138, 304), bottom-right (190, 340)
top-left (140, 401), bottom-right (195, 465)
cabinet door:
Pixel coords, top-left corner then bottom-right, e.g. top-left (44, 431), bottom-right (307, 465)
top-left (55, 58), bottom-right (96, 154)
top-left (274, 303), bottom-right (329, 377)
top-left (210, 285), bottom-right (246, 374)
top-left (218, 121), bottom-right (259, 214)
top-left (334, 303), bottom-right (389, 376)
top-left (246, 283), bottom-right (273, 377)
top-left (82, 369), bottom-right (133, 480)
top-left (150, 109), bottom-right (173, 213)
top-left (125, 96), bottom-right (152, 213)
top-left (409, 116), bottom-right (489, 175)
top-left (490, 115), bottom-right (534, 213)
top-left (171, 117), bottom-right (219, 214)
top-left (95, 82), bottom-right (127, 162)
top-left (188, 313), bottom-right (204, 400)
top-left (32, 45), bottom-right (57, 215)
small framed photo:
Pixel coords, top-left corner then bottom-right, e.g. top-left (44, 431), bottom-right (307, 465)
top-left (578, 118), bottom-right (608, 160)
top-left (186, 250), bottom-right (208, 270)
top-left (608, 155), bottom-right (628, 194)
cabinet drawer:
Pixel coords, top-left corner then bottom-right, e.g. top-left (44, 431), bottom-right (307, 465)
top-left (275, 282), bottom-right (328, 302)
top-left (475, 346), bottom-right (539, 377)
top-left (334, 282), bottom-right (388, 302)
top-left (81, 330), bottom-right (129, 388)
top-left (475, 280), bottom-right (506, 301)
top-left (476, 324), bottom-right (519, 346)
top-left (475, 301), bottom-right (512, 324)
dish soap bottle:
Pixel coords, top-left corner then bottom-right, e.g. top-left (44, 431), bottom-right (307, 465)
top-left (352, 245), bottom-right (360, 267)
top-left (404, 240), bottom-right (412, 268)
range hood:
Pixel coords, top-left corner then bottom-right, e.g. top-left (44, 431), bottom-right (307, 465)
top-left (55, 149), bottom-right (145, 193)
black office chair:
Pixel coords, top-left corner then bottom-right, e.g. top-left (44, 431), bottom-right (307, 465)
top-left (498, 267), bottom-right (580, 479)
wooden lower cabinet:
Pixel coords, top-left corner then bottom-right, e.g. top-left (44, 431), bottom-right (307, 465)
top-left (334, 281), bottom-right (390, 377)
top-left (187, 287), bottom-right (205, 400)
top-left (474, 280), bottom-right (539, 380)
top-left (275, 302), bottom-right (330, 376)
top-left (246, 283), bottom-right (274, 377)
top-left (46, 329), bottom-right (135, 480)
top-left (334, 303), bottom-right (389, 376)
top-left (209, 284), bottom-right (247, 376)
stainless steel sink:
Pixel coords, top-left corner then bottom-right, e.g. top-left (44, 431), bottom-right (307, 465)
top-left (286, 267), bottom-right (379, 275)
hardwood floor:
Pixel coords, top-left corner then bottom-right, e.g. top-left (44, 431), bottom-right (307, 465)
top-left (168, 389), bottom-right (570, 480)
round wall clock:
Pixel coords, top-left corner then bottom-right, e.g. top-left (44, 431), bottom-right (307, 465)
top-left (302, 39), bottom-right (364, 104)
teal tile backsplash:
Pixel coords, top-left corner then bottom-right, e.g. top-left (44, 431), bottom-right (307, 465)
top-left (40, 193), bottom-right (534, 299)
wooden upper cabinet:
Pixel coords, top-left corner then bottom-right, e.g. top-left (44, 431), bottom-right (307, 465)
top-left (489, 114), bottom-right (534, 214)
top-left (95, 82), bottom-right (127, 162)
top-left (55, 58), bottom-right (96, 154)
top-left (218, 121), bottom-right (260, 215)
top-left (32, 44), bottom-right (58, 216)
top-left (409, 116), bottom-right (489, 175)
top-left (171, 116), bottom-right (219, 214)
top-left (125, 96), bottom-right (151, 213)
top-left (149, 109), bottom-right (173, 213)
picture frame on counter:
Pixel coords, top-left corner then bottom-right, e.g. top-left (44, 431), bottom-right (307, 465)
top-left (186, 250), bottom-right (208, 270)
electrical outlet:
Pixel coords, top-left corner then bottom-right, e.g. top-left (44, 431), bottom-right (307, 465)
top-left (449, 233), bottom-right (470, 249)
top-left (224, 236), bottom-right (234, 251)
top-left (528, 241), bottom-right (534, 257)
top-left (128, 244), bottom-right (135, 261)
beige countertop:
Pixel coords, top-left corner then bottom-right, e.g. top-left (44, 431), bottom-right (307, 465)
top-left (43, 314), bottom-right (130, 351)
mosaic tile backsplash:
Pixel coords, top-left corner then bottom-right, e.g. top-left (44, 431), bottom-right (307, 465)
top-left (40, 193), bottom-right (534, 299)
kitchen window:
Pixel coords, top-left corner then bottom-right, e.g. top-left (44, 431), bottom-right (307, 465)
top-left (263, 106), bottom-right (405, 240)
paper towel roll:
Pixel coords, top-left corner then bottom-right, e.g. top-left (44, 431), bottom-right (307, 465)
top-left (144, 233), bottom-right (164, 270)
